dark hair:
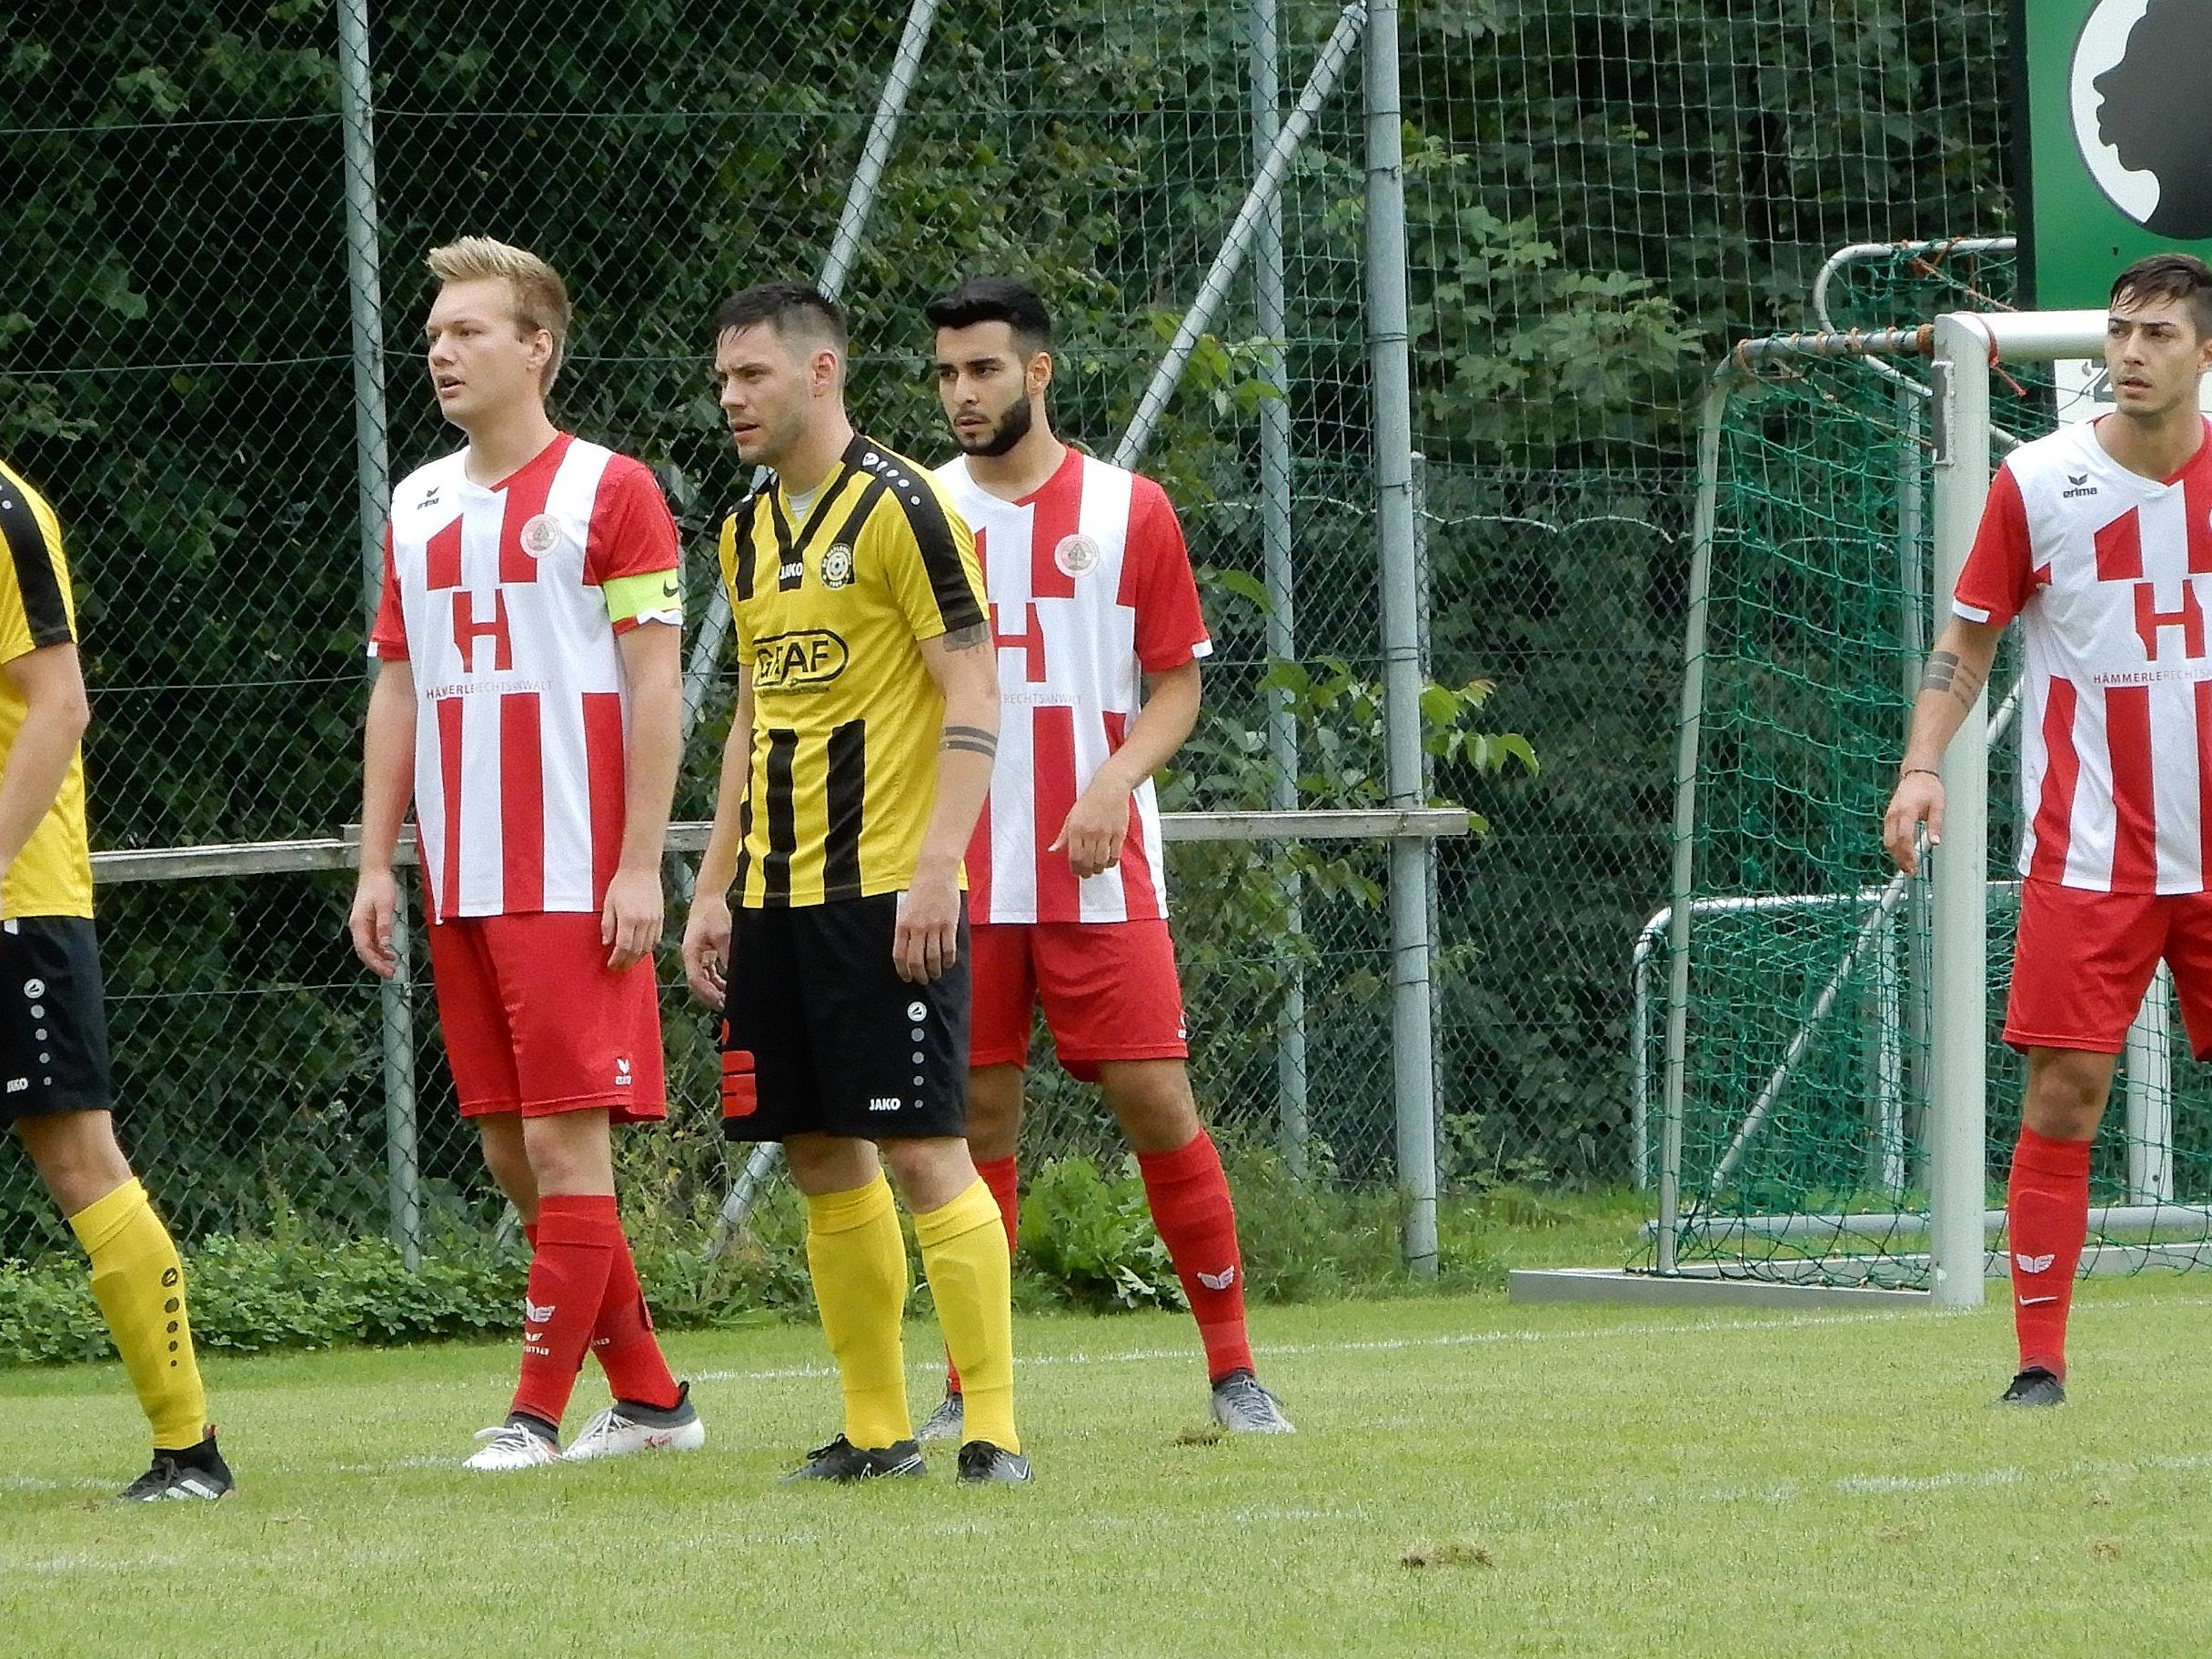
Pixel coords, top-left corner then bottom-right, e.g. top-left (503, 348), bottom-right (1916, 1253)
top-left (711, 281), bottom-right (848, 356)
top-left (2110, 253), bottom-right (2212, 340)
top-left (924, 276), bottom-right (1054, 356)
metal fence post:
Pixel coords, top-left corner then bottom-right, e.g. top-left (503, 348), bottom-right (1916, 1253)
top-left (1362, 0), bottom-right (1434, 1274)
top-left (1250, 0), bottom-right (1308, 1176)
top-left (336, 0), bottom-right (419, 1267)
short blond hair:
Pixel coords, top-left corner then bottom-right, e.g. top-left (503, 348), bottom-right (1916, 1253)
top-left (426, 236), bottom-right (573, 392)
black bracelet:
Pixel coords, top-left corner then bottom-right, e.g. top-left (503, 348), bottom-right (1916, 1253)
top-left (1898, 767), bottom-right (1941, 780)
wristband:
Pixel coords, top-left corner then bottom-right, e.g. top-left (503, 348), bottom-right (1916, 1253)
top-left (1898, 767), bottom-right (1940, 780)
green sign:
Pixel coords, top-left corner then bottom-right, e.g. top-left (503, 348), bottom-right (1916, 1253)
top-left (2017, 0), bottom-right (2212, 307)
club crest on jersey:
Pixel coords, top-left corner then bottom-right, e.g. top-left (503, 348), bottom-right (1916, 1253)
top-left (1054, 533), bottom-right (1101, 578)
top-left (754, 629), bottom-right (850, 688)
top-left (820, 544), bottom-right (855, 588)
top-left (519, 513), bottom-right (561, 557)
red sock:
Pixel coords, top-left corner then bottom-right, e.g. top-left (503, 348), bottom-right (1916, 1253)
top-left (510, 1193), bottom-right (618, 1430)
top-left (1137, 1131), bottom-right (1255, 1384)
top-left (947, 1155), bottom-right (1021, 1396)
top-left (591, 1228), bottom-right (680, 1410)
top-left (2006, 1126), bottom-right (2093, 1381)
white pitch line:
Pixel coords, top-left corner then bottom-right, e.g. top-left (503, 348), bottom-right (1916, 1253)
top-left (682, 1292), bottom-right (2212, 1387)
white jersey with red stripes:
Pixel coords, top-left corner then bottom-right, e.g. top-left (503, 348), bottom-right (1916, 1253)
top-left (937, 447), bottom-right (1212, 924)
top-left (371, 433), bottom-right (680, 921)
top-left (1955, 416), bottom-right (2212, 894)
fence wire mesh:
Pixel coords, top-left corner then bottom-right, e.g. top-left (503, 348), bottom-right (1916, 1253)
top-left (3, 0), bottom-right (2035, 1265)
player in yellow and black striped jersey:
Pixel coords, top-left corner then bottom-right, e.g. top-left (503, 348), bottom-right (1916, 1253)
top-left (683, 281), bottom-right (1028, 1485)
top-left (715, 431), bottom-right (988, 907)
top-left (0, 457), bottom-right (231, 1500)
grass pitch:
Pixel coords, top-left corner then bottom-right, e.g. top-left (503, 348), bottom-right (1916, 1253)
top-left (2, 1277), bottom-right (2206, 1657)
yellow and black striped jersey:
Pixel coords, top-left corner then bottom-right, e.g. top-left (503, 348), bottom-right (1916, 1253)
top-left (0, 459), bottom-right (92, 920)
top-left (717, 435), bottom-right (988, 908)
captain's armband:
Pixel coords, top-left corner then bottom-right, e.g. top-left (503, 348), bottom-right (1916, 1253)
top-left (604, 568), bottom-right (684, 632)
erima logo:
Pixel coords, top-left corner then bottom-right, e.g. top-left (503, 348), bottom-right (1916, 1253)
top-left (1196, 1265), bottom-right (1238, 1292)
top-left (525, 1297), bottom-right (556, 1323)
top-left (2062, 472), bottom-right (2100, 499)
top-left (2015, 1252), bottom-right (2056, 1273)
top-left (417, 486), bottom-right (441, 510)
top-left (869, 1095), bottom-right (902, 1112)
top-left (754, 629), bottom-right (850, 689)
top-left (615, 1057), bottom-right (633, 1087)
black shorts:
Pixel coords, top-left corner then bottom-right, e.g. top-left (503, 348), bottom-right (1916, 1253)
top-left (720, 892), bottom-right (969, 1142)
top-left (0, 916), bottom-right (114, 1123)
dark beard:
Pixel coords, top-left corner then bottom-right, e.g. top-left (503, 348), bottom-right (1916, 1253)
top-left (961, 397), bottom-right (1034, 457)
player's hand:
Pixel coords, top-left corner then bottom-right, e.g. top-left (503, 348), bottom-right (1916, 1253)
top-left (894, 872), bottom-right (962, 983)
top-left (601, 866), bottom-right (663, 972)
top-left (1051, 779), bottom-right (1131, 880)
top-left (1882, 769), bottom-right (1945, 876)
top-left (682, 890), bottom-right (733, 1011)
top-left (349, 869), bottom-right (400, 979)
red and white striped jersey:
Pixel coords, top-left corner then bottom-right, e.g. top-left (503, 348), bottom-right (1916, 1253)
top-left (371, 433), bottom-right (681, 922)
top-left (937, 448), bottom-right (1211, 924)
top-left (1955, 416), bottom-right (2212, 893)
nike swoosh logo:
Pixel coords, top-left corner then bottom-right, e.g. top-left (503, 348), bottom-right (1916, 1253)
top-left (659, 579), bottom-right (679, 599)
top-left (2016, 1296), bottom-right (2059, 1306)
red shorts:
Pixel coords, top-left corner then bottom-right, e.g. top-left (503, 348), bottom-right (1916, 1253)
top-left (970, 918), bottom-right (1189, 1081)
top-left (425, 910), bottom-right (667, 1121)
top-left (2006, 878), bottom-right (2212, 1059)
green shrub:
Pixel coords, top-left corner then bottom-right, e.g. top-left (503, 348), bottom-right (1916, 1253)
top-left (1017, 1154), bottom-right (1184, 1314)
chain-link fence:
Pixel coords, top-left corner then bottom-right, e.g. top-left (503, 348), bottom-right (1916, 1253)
top-left (1, 1), bottom-right (2024, 1264)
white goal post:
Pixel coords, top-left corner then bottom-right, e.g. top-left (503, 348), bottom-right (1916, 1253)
top-left (1924, 308), bottom-right (2107, 1308)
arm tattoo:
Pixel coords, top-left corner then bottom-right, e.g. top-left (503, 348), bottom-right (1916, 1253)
top-left (941, 723), bottom-right (998, 759)
top-left (1919, 649), bottom-right (1986, 707)
top-left (941, 620), bottom-right (992, 651)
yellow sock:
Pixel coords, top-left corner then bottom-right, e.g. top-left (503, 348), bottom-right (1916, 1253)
top-left (804, 1173), bottom-right (912, 1448)
top-left (915, 1180), bottom-right (1019, 1453)
top-left (68, 1178), bottom-right (207, 1451)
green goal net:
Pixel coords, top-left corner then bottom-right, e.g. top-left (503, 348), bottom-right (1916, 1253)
top-left (1647, 246), bottom-right (2212, 1288)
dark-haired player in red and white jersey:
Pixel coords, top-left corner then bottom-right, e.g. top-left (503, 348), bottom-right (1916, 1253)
top-left (1885, 252), bottom-right (2212, 1407)
top-left (350, 237), bottom-right (701, 1468)
top-left (920, 276), bottom-right (1292, 1435)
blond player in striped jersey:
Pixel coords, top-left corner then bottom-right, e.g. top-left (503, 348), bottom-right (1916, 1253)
top-left (1885, 253), bottom-right (2212, 1408)
top-left (349, 238), bottom-right (701, 1469)
top-left (919, 276), bottom-right (1291, 1436)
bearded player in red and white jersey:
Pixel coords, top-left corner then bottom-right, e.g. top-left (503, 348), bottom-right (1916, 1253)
top-left (1885, 253), bottom-right (2212, 1407)
top-left (349, 238), bottom-right (702, 1468)
top-left (920, 276), bottom-right (1292, 1435)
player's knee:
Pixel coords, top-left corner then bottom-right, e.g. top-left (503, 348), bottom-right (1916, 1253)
top-left (15, 1110), bottom-right (132, 1213)
top-left (784, 1133), bottom-right (880, 1198)
top-left (1099, 1061), bottom-right (1202, 1152)
top-left (2023, 1050), bottom-right (2114, 1139)
top-left (881, 1136), bottom-right (976, 1211)
top-left (519, 1111), bottom-right (614, 1193)
top-left (963, 1066), bottom-right (1024, 1154)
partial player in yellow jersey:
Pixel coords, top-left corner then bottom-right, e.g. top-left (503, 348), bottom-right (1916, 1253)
top-left (0, 458), bottom-right (231, 1500)
top-left (680, 282), bottom-right (1028, 1483)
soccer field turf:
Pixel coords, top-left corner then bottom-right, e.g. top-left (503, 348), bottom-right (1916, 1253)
top-left (1, 1279), bottom-right (2203, 1657)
